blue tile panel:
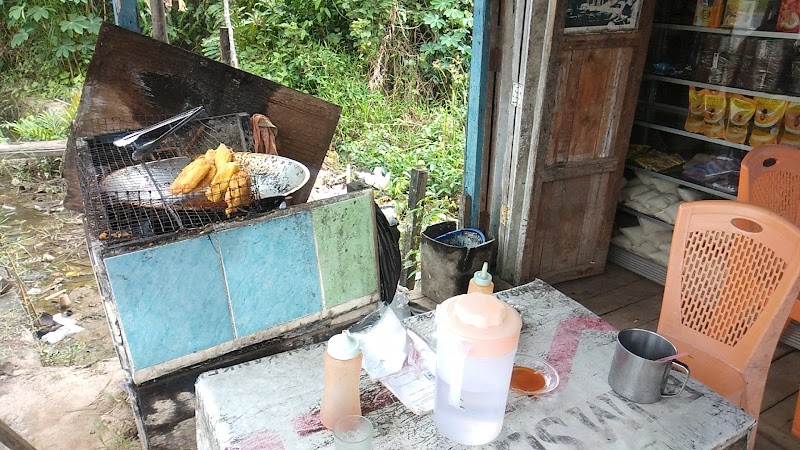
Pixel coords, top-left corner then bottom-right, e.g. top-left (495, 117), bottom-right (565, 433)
top-left (104, 235), bottom-right (233, 370)
top-left (104, 192), bottom-right (379, 372)
top-left (217, 211), bottom-right (323, 338)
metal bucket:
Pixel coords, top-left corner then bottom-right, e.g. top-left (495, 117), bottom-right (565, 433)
top-left (420, 221), bottom-right (495, 303)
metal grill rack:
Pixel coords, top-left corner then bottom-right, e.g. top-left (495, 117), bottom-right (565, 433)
top-left (76, 113), bottom-right (263, 247)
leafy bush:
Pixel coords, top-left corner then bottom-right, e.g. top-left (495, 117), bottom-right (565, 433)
top-left (1, 110), bottom-right (69, 141)
top-left (227, 0), bottom-right (472, 99)
top-left (4, 0), bottom-right (471, 224)
top-left (1, 93), bottom-right (78, 141)
top-left (1, 0), bottom-right (104, 81)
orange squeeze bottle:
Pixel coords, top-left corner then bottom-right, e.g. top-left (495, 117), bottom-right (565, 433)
top-left (320, 330), bottom-right (363, 430)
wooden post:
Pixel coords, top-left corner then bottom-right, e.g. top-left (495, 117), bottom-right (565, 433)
top-left (222, 0), bottom-right (239, 68)
top-left (220, 28), bottom-right (232, 65)
top-left (0, 140), bottom-right (66, 159)
top-left (462, 0), bottom-right (491, 228)
top-left (149, 0), bottom-right (169, 43)
top-left (399, 168), bottom-right (428, 289)
top-left (0, 419), bottom-right (36, 450)
top-left (112, 0), bottom-right (140, 33)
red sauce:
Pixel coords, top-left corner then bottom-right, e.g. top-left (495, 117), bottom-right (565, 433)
top-left (510, 366), bottom-right (547, 393)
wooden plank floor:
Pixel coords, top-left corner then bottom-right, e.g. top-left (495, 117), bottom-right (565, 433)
top-left (553, 263), bottom-right (800, 450)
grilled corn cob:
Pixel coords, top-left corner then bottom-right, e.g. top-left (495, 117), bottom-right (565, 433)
top-left (224, 170), bottom-right (252, 216)
top-left (213, 144), bottom-right (234, 168)
top-left (189, 161), bottom-right (217, 194)
top-left (170, 156), bottom-right (210, 195)
top-left (206, 161), bottom-right (240, 202)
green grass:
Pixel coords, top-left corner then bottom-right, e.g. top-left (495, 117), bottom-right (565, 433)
top-left (295, 50), bottom-right (467, 223)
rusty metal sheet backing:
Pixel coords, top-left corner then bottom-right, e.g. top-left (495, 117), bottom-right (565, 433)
top-left (63, 22), bottom-right (341, 212)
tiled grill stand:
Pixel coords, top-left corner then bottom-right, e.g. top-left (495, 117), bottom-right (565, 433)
top-left (77, 122), bottom-right (382, 446)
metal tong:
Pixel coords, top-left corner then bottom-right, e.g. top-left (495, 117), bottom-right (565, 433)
top-left (113, 106), bottom-right (205, 160)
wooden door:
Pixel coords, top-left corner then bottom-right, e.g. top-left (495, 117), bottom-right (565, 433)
top-left (493, 0), bottom-right (656, 285)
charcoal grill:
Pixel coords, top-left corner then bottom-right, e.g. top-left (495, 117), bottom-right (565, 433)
top-left (75, 113), bottom-right (309, 248)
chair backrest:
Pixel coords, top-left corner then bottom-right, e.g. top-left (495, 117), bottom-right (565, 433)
top-left (739, 144), bottom-right (800, 226)
top-left (659, 201), bottom-right (800, 371)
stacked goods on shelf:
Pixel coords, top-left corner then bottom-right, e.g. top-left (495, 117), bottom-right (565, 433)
top-left (710, 36), bottom-right (746, 86)
top-left (686, 33), bottom-right (793, 94)
top-left (612, 216), bottom-right (674, 267)
top-left (737, 38), bottom-right (790, 92)
top-left (692, 34), bottom-right (725, 82)
top-left (722, 0), bottom-right (779, 29)
top-left (627, 145), bottom-right (685, 173)
top-left (681, 153), bottom-right (741, 193)
top-left (615, 172), bottom-right (716, 267)
top-left (703, 90), bottom-right (728, 138)
top-left (792, 43), bottom-right (800, 94)
top-left (685, 87), bottom-right (706, 133)
top-left (619, 172), bottom-right (683, 225)
top-left (682, 87), bottom-right (795, 147)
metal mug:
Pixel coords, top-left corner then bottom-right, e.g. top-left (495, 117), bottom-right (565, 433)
top-left (607, 328), bottom-right (690, 404)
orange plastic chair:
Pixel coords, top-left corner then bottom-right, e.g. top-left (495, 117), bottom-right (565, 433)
top-left (657, 200), bottom-right (800, 448)
top-left (739, 144), bottom-right (800, 226)
top-left (738, 144), bottom-right (800, 438)
top-left (795, 396), bottom-right (800, 437)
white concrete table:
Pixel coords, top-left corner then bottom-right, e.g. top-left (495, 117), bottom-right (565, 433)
top-left (195, 280), bottom-right (755, 449)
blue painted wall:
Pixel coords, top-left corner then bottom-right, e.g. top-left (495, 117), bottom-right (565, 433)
top-left (112, 0), bottom-right (141, 33)
top-left (463, 0), bottom-right (491, 227)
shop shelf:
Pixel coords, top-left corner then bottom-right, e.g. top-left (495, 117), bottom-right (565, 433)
top-left (643, 74), bottom-right (800, 104)
top-left (625, 164), bottom-right (738, 200)
top-left (653, 23), bottom-right (800, 41)
top-left (607, 245), bottom-right (667, 286)
top-left (618, 205), bottom-right (675, 230)
top-left (633, 120), bottom-right (753, 152)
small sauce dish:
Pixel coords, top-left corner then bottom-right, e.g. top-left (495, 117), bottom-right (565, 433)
top-left (510, 354), bottom-right (559, 395)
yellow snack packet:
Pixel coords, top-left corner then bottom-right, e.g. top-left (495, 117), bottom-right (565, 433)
top-left (784, 102), bottom-right (800, 135)
top-left (780, 132), bottom-right (800, 149)
top-left (750, 126), bottom-right (780, 145)
top-left (754, 97), bottom-right (788, 128)
top-left (725, 95), bottom-right (756, 144)
top-left (703, 90), bottom-right (727, 139)
top-left (685, 87), bottom-right (706, 133)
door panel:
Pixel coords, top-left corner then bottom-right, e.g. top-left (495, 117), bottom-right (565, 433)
top-left (493, 0), bottom-right (655, 285)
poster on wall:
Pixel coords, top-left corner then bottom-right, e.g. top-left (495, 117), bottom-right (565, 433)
top-left (565, 0), bottom-right (642, 33)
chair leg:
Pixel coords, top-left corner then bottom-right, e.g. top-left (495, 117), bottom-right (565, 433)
top-left (793, 393), bottom-right (800, 438)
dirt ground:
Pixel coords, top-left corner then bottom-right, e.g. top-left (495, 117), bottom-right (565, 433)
top-left (0, 159), bottom-right (139, 449)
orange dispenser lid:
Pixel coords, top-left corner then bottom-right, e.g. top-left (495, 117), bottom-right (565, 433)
top-left (437, 293), bottom-right (522, 358)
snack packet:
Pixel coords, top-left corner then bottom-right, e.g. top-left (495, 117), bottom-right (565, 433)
top-left (754, 97), bottom-right (788, 128)
top-left (723, 0), bottom-right (773, 29)
top-left (626, 145), bottom-right (686, 173)
top-left (777, 0), bottom-right (800, 32)
top-left (703, 90), bottom-right (727, 139)
top-left (695, 0), bottom-right (726, 27)
top-left (780, 102), bottom-right (800, 148)
top-left (725, 95), bottom-right (756, 144)
top-left (685, 87), bottom-right (707, 133)
top-left (784, 102), bottom-right (800, 134)
top-left (780, 131), bottom-right (800, 148)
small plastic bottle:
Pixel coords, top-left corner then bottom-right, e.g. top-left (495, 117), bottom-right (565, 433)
top-left (467, 262), bottom-right (495, 294)
top-left (320, 330), bottom-right (363, 430)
